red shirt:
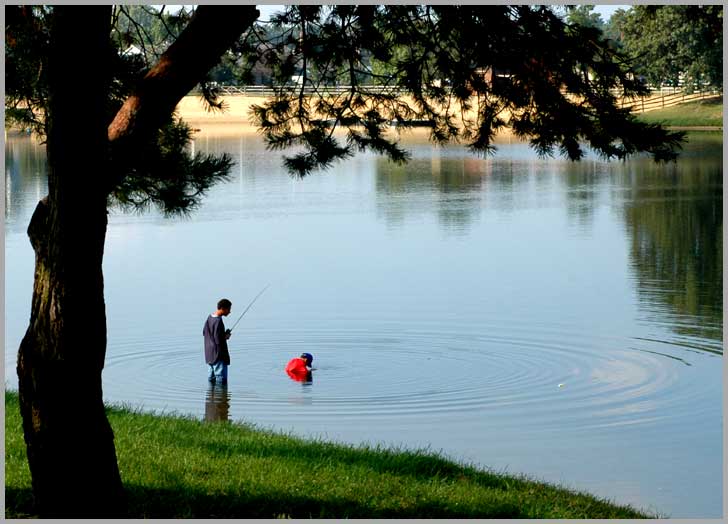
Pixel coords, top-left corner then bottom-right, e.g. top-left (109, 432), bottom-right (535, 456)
top-left (285, 357), bottom-right (309, 375)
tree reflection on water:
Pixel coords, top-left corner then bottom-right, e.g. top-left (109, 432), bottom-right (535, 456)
top-left (621, 149), bottom-right (723, 351)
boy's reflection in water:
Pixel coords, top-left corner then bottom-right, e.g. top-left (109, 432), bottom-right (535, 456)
top-left (204, 382), bottom-right (231, 422)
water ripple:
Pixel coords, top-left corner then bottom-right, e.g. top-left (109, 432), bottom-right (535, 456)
top-left (102, 320), bottom-right (716, 435)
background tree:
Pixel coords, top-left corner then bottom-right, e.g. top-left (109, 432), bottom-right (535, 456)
top-left (112, 4), bottom-right (185, 59)
top-left (603, 8), bottom-right (629, 50)
top-left (612, 5), bottom-right (723, 89)
top-left (5, 6), bottom-right (52, 136)
top-left (564, 5), bottom-right (605, 31)
top-left (6, 4), bottom-right (684, 517)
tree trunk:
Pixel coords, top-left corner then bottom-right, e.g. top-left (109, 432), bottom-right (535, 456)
top-left (15, 5), bottom-right (259, 517)
top-left (16, 7), bottom-right (125, 517)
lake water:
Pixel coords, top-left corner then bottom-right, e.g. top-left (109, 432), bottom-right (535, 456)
top-left (4, 128), bottom-right (722, 517)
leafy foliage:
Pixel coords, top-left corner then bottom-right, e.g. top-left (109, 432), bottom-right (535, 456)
top-left (5, 6), bottom-right (53, 136)
top-left (6, 5), bottom-right (235, 216)
top-left (612, 6), bottom-right (723, 89)
top-left (111, 5), bottom-right (189, 65)
top-left (109, 118), bottom-right (233, 216)
top-left (564, 5), bottom-right (605, 31)
top-left (602, 9), bottom-right (629, 51)
top-left (245, 5), bottom-right (685, 177)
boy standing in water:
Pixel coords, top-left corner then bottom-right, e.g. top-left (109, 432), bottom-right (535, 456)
top-left (203, 299), bottom-right (232, 384)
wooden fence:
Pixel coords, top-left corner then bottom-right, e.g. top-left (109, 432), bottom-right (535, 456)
top-left (617, 88), bottom-right (722, 113)
top-left (215, 85), bottom-right (403, 97)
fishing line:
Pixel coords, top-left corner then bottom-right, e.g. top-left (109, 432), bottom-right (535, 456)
top-left (228, 284), bottom-right (270, 332)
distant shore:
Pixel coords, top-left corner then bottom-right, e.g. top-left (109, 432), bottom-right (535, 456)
top-left (175, 95), bottom-right (520, 140)
top-left (176, 95), bottom-right (265, 127)
top-left (6, 95), bottom-right (721, 137)
top-left (634, 96), bottom-right (722, 129)
top-left (176, 94), bottom-right (722, 133)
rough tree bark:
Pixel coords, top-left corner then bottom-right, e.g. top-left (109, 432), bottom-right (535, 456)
top-left (16, 7), bottom-right (122, 517)
top-left (16, 5), bottom-right (258, 517)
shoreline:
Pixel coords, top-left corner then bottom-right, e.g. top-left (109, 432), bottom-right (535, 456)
top-left (663, 125), bottom-right (722, 131)
top-left (175, 95), bottom-right (722, 133)
top-left (5, 96), bottom-right (721, 142)
top-left (6, 95), bottom-right (721, 135)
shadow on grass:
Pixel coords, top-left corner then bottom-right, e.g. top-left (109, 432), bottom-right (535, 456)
top-left (5, 485), bottom-right (520, 518)
top-left (698, 95), bottom-right (723, 106)
top-left (122, 484), bottom-right (521, 519)
top-left (5, 487), bottom-right (36, 518)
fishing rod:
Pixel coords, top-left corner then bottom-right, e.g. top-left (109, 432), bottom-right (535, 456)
top-left (227, 284), bottom-right (270, 333)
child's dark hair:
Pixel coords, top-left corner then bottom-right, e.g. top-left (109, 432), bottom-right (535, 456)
top-left (217, 298), bottom-right (232, 310)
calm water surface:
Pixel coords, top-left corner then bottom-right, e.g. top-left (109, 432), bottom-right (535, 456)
top-left (5, 129), bottom-right (722, 517)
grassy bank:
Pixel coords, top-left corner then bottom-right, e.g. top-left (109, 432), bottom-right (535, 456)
top-left (5, 391), bottom-right (653, 518)
top-left (636, 97), bottom-right (723, 128)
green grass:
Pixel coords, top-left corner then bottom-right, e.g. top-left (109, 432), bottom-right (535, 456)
top-left (5, 391), bottom-right (654, 518)
top-left (636, 96), bottom-right (723, 127)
